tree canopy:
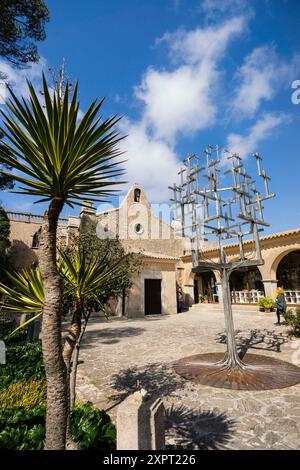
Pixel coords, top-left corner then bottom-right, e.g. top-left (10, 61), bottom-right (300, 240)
top-left (0, 0), bottom-right (49, 67)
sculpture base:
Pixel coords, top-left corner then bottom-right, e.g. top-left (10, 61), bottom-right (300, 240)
top-left (174, 353), bottom-right (300, 390)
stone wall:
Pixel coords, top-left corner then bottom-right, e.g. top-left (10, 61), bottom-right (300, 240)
top-left (126, 259), bottom-right (177, 318)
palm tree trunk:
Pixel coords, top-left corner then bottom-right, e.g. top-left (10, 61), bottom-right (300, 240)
top-left (39, 199), bottom-right (68, 450)
top-left (63, 299), bottom-right (82, 449)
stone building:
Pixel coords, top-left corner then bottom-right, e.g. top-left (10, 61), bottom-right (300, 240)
top-left (5, 184), bottom-right (300, 317)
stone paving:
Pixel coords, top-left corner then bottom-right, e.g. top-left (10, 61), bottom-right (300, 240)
top-left (77, 307), bottom-right (300, 450)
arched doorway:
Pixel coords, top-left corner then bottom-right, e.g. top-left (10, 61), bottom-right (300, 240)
top-left (230, 267), bottom-right (264, 304)
top-left (277, 250), bottom-right (300, 304)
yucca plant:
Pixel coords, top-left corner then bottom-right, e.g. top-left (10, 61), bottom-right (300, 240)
top-left (59, 249), bottom-right (125, 371)
top-left (58, 249), bottom-right (126, 421)
top-left (0, 75), bottom-right (124, 449)
top-left (0, 269), bottom-right (44, 333)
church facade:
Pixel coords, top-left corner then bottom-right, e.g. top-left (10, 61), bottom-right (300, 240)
top-left (5, 184), bottom-right (300, 317)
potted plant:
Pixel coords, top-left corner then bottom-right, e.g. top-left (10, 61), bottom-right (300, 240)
top-left (198, 294), bottom-right (205, 303)
top-left (257, 296), bottom-right (274, 313)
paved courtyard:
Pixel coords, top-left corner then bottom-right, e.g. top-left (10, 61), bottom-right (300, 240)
top-left (77, 307), bottom-right (300, 450)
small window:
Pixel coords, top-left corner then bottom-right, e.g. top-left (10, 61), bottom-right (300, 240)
top-left (134, 188), bottom-right (141, 202)
top-left (134, 223), bottom-right (143, 234)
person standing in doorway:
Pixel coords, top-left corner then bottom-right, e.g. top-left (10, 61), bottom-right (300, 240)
top-left (177, 287), bottom-right (184, 313)
top-left (274, 287), bottom-right (287, 325)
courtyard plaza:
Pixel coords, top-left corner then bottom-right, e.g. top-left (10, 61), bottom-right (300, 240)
top-left (76, 305), bottom-right (300, 450)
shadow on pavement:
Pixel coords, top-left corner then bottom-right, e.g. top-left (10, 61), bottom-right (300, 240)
top-left (216, 328), bottom-right (290, 358)
top-left (80, 326), bottom-right (145, 348)
top-left (109, 362), bottom-right (187, 402)
top-left (165, 404), bottom-right (236, 450)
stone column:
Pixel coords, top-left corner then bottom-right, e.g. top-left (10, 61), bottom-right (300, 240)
top-left (262, 279), bottom-right (278, 299)
top-left (214, 271), bottom-right (223, 304)
top-left (216, 282), bottom-right (223, 304)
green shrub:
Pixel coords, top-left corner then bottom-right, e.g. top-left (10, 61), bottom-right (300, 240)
top-left (71, 402), bottom-right (116, 450)
top-left (283, 307), bottom-right (300, 337)
top-left (0, 403), bottom-right (116, 450)
top-left (0, 405), bottom-right (45, 450)
top-left (0, 379), bottom-right (46, 408)
top-left (257, 296), bottom-right (274, 309)
top-left (0, 341), bottom-right (45, 390)
top-left (0, 320), bottom-right (28, 345)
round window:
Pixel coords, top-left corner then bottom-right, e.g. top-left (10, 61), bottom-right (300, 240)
top-left (134, 223), bottom-right (144, 234)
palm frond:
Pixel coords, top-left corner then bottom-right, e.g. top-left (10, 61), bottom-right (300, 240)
top-left (0, 74), bottom-right (126, 205)
top-left (0, 268), bottom-right (44, 315)
top-left (58, 250), bottom-right (127, 300)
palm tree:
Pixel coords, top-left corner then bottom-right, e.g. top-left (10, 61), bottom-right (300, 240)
top-left (0, 253), bottom-right (127, 448)
top-left (59, 250), bottom-right (125, 375)
top-left (0, 76), bottom-right (124, 449)
top-left (59, 249), bottom-right (126, 447)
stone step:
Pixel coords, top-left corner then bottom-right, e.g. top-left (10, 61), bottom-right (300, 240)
top-left (188, 303), bottom-right (262, 314)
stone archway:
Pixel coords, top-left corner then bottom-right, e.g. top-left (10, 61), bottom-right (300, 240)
top-left (258, 243), bottom-right (300, 299)
top-left (230, 267), bottom-right (264, 304)
top-left (276, 250), bottom-right (300, 304)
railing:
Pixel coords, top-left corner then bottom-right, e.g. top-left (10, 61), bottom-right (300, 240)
top-left (6, 211), bottom-right (68, 225)
top-left (285, 291), bottom-right (300, 305)
top-left (231, 290), bottom-right (264, 304)
top-left (231, 290), bottom-right (300, 305)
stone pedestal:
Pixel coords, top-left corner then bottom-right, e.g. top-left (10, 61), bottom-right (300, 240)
top-left (117, 389), bottom-right (165, 450)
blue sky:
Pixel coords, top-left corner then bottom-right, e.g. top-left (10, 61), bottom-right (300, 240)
top-left (0, 0), bottom-right (300, 234)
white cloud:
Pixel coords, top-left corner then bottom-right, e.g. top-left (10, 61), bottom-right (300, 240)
top-left (158, 16), bottom-right (245, 65)
top-left (227, 113), bottom-right (289, 158)
top-left (119, 119), bottom-right (179, 202)
top-left (122, 17), bottom-right (247, 200)
top-left (0, 58), bottom-right (46, 104)
top-left (232, 46), bottom-right (300, 117)
top-left (133, 17), bottom-right (245, 147)
top-left (135, 63), bottom-right (216, 143)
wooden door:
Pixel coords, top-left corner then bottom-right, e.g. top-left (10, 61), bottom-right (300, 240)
top-left (144, 279), bottom-right (162, 315)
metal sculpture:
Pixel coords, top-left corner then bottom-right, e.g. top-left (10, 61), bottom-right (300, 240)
top-left (170, 146), bottom-right (300, 390)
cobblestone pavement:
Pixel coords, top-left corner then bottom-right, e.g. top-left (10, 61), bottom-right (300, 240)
top-left (77, 308), bottom-right (300, 450)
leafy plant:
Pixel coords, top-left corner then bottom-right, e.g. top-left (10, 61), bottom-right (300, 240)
top-left (283, 307), bottom-right (300, 337)
top-left (257, 296), bottom-right (274, 310)
top-left (0, 341), bottom-right (45, 390)
top-left (0, 0), bottom-right (49, 67)
top-left (0, 379), bottom-right (46, 408)
top-left (0, 268), bottom-right (44, 334)
top-left (0, 403), bottom-right (115, 450)
top-left (71, 403), bottom-right (116, 450)
top-left (0, 325), bottom-right (27, 345)
top-left (0, 405), bottom-right (46, 450)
